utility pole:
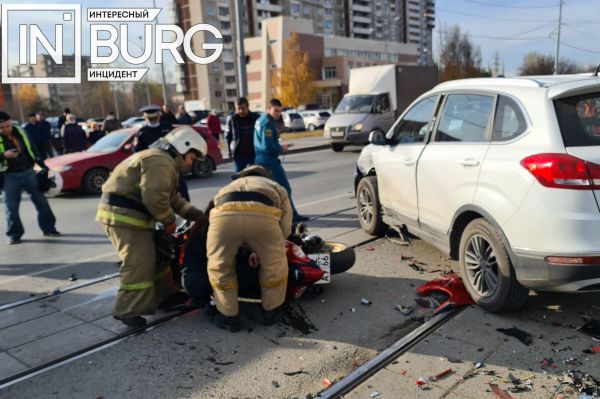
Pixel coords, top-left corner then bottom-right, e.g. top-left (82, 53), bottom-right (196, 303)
top-left (553, 0), bottom-right (564, 75)
top-left (235, 0), bottom-right (248, 97)
top-left (152, 0), bottom-right (168, 105)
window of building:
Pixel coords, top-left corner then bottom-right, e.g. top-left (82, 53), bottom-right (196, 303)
top-left (218, 7), bottom-right (229, 16)
top-left (224, 62), bottom-right (235, 70)
top-left (223, 35), bottom-right (232, 43)
top-left (323, 66), bottom-right (337, 79)
top-left (226, 89), bottom-right (237, 97)
top-left (215, 90), bottom-right (222, 98)
top-left (303, 5), bottom-right (311, 15)
top-left (211, 63), bottom-right (221, 71)
top-left (226, 76), bottom-right (236, 83)
top-left (324, 20), bottom-right (333, 30)
top-left (207, 7), bottom-right (216, 16)
top-left (291, 3), bottom-right (300, 13)
top-left (220, 21), bottom-right (231, 29)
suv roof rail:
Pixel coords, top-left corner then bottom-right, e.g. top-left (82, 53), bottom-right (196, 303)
top-left (435, 77), bottom-right (543, 91)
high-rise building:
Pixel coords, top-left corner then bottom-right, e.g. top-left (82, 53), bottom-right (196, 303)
top-left (176, 0), bottom-right (435, 109)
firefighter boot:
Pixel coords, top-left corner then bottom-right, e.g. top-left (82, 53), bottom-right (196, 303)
top-left (213, 312), bottom-right (242, 332)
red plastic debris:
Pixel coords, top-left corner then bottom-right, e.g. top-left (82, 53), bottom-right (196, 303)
top-left (431, 368), bottom-right (453, 381)
top-left (489, 383), bottom-right (516, 399)
top-left (366, 246), bottom-right (375, 251)
top-left (593, 346), bottom-right (600, 353)
top-left (322, 378), bottom-right (332, 387)
top-left (416, 377), bottom-right (428, 387)
top-left (415, 274), bottom-right (475, 314)
top-left (400, 370), bottom-right (408, 376)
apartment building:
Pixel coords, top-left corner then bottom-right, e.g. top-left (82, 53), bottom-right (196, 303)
top-left (176, 0), bottom-right (435, 110)
top-left (245, 16), bottom-right (418, 111)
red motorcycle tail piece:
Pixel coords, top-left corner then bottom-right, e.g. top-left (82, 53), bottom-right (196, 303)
top-left (285, 241), bottom-right (324, 300)
top-left (416, 274), bottom-right (475, 315)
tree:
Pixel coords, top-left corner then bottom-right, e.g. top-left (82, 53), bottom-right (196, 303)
top-left (518, 52), bottom-right (581, 75)
top-left (439, 25), bottom-right (490, 81)
top-left (271, 32), bottom-right (316, 108)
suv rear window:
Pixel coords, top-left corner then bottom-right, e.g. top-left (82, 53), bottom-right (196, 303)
top-left (554, 92), bottom-right (600, 147)
top-left (319, 112), bottom-right (331, 117)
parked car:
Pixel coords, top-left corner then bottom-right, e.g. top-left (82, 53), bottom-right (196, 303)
top-left (122, 116), bottom-right (145, 128)
top-left (301, 110), bottom-right (331, 131)
top-left (282, 112), bottom-right (305, 132)
top-left (45, 126), bottom-right (223, 194)
top-left (355, 74), bottom-right (600, 312)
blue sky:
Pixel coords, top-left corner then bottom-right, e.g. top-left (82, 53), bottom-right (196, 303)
top-left (434, 0), bottom-right (600, 75)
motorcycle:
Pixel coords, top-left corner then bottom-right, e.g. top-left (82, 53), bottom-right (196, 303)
top-left (169, 222), bottom-right (356, 304)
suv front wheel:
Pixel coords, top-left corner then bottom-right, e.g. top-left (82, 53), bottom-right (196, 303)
top-left (459, 219), bottom-right (529, 312)
top-left (356, 176), bottom-right (387, 236)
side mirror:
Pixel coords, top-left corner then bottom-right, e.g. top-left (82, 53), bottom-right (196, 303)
top-left (368, 130), bottom-right (386, 145)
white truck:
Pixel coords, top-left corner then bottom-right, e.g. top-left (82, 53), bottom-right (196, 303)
top-left (324, 64), bottom-right (438, 152)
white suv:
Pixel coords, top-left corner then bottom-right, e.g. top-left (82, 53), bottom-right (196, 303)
top-left (355, 75), bottom-right (600, 312)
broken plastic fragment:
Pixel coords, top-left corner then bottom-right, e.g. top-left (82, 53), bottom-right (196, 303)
top-left (416, 376), bottom-right (428, 387)
top-left (361, 298), bottom-right (372, 306)
top-left (322, 378), bottom-right (332, 387)
top-left (69, 273), bottom-right (78, 281)
top-left (489, 383), bottom-right (516, 399)
top-left (431, 369), bottom-right (453, 381)
top-left (592, 345), bottom-right (600, 353)
top-left (475, 362), bottom-right (483, 369)
top-left (351, 308), bottom-right (356, 313)
top-left (394, 304), bottom-right (414, 315)
top-left (369, 391), bottom-right (381, 398)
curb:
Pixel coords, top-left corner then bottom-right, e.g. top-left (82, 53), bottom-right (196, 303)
top-left (220, 144), bottom-right (330, 164)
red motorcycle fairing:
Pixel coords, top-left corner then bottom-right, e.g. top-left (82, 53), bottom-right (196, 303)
top-left (285, 240), bottom-right (324, 300)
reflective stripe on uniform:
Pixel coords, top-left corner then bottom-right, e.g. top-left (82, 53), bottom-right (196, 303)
top-left (120, 267), bottom-right (172, 291)
top-left (211, 203), bottom-right (282, 218)
top-left (96, 209), bottom-right (154, 229)
top-left (210, 279), bottom-right (239, 291)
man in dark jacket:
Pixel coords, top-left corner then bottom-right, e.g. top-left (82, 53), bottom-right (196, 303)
top-left (0, 111), bottom-right (60, 244)
top-left (24, 113), bottom-right (44, 156)
top-left (160, 105), bottom-right (178, 127)
top-left (62, 114), bottom-right (88, 153)
top-left (36, 112), bottom-right (53, 159)
top-left (176, 105), bottom-right (193, 125)
top-left (226, 97), bottom-right (260, 172)
top-left (103, 111), bottom-right (122, 134)
top-left (57, 108), bottom-right (70, 130)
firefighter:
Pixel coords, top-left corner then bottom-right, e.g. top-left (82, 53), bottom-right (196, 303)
top-left (206, 165), bottom-right (292, 332)
top-left (96, 126), bottom-right (207, 328)
top-left (254, 99), bottom-right (308, 222)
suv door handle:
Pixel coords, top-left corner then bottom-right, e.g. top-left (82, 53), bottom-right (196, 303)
top-left (404, 159), bottom-right (415, 166)
top-left (461, 158), bottom-right (480, 167)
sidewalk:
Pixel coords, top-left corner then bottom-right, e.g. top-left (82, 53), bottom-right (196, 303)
top-left (345, 294), bottom-right (600, 399)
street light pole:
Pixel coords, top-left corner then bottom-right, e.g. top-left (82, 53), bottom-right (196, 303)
top-left (234, 0), bottom-right (248, 97)
top-left (152, 0), bottom-right (169, 105)
top-left (553, 0), bottom-right (564, 75)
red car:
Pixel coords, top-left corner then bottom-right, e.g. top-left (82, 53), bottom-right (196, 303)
top-left (45, 127), bottom-right (223, 194)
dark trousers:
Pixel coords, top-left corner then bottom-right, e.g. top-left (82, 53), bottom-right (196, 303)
top-left (3, 169), bottom-right (57, 240)
top-left (233, 156), bottom-right (254, 173)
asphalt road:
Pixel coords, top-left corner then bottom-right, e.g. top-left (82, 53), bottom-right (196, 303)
top-left (0, 147), bottom-right (362, 305)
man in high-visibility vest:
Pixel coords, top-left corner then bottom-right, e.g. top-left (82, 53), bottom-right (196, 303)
top-left (0, 111), bottom-right (60, 245)
top-left (96, 126), bottom-right (207, 328)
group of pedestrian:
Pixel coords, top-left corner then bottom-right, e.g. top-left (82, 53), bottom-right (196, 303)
top-left (227, 97), bottom-right (307, 222)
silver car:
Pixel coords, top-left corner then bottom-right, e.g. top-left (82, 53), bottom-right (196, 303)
top-left (301, 111), bottom-right (331, 131)
top-left (282, 112), bottom-right (305, 132)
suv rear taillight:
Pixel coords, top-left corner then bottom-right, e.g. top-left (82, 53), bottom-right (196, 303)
top-left (521, 153), bottom-right (600, 190)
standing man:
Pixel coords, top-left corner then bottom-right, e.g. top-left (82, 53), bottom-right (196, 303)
top-left (103, 111), bottom-right (121, 134)
top-left (0, 111), bottom-right (60, 244)
top-left (254, 99), bottom-right (308, 222)
top-left (134, 106), bottom-right (172, 153)
top-left (36, 111), bottom-right (53, 159)
top-left (206, 109), bottom-right (222, 141)
top-left (57, 108), bottom-right (70, 131)
top-left (160, 105), bottom-right (178, 127)
top-left (24, 113), bottom-right (43, 157)
top-left (207, 165), bottom-right (292, 332)
top-left (176, 105), bottom-right (193, 125)
top-left (96, 126), bottom-right (207, 327)
top-left (226, 97), bottom-right (260, 172)
top-left (62, 114), bottom-right (88, 153)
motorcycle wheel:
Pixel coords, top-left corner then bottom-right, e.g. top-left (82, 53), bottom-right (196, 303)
top-left (322, 242), bottom-right (356, 275)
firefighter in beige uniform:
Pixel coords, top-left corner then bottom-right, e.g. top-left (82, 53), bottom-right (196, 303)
top-left (207, 165), bottom-right (292, 332)
top-left (96, 126), bottom-right (207, 327)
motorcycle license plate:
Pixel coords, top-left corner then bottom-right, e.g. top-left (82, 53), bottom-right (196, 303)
top-left (308, 253), bottom-right (331, 284)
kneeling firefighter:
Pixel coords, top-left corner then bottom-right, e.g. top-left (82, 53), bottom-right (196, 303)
top-left (96, 126), bottom-right (207, 327)
top-left (207, 165), bottom-right (293, 332)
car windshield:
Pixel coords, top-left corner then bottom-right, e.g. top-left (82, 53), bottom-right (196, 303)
top-left (335, 95), bottom-right (376, 114)
top-left (87, 132), bottom-right (130, 153)
top-left (554, 92), bottom-right (600, 147)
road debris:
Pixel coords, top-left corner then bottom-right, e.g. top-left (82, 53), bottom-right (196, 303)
top-left (272, 381), bottom-right (280, 388)
top-left (284, 370), bottom-right (306, 376)
top-left (351, 308), bottom-right (356, 313)
top-left (431, 368), bottom-right (453, 381)
top-left (415, 275), bottom-right (475, 315)
top-left (496, 326), bottom-right (534, 345)
top-left (475, 362), bottom-right (483, 369)
top-left (506, 373), bottom-right (533, 393)
top-left (579, 319), bottom-right (600, 339)
top-left (416, 376), bottom-right (428, 387)
top-left (322, 378), bottom-right (332, 387)
top-left (361, 298), bottom-right (372, 306)
top-left (408, 260), bottom-right (426, 272)
top-left (369, 391), bottom-right (381, 398)
top-left (394, 304), bottom-right (414, 315)
top-left (68, 273), bottom-right (78, 281)
top-left (489, 383), bottom-right (516, 399)
top-left (366, 246), bottom-right (375, 251)
top-left (558, 370), bottom-right (600, 397)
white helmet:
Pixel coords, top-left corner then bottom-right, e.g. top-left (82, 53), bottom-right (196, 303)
top-left (45, 171), bottom-right (63, 197)
top-left (163, 126), bottom-right (207, 157)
